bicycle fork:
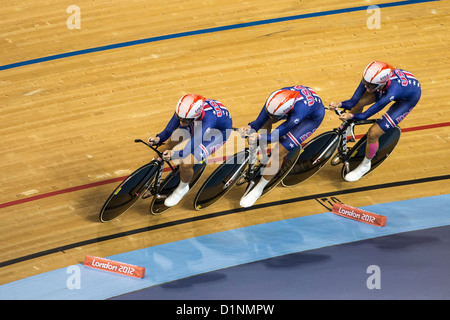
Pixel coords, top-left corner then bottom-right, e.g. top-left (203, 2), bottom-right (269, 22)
top-left (341, 130), bottom-right (358, 174)
top-left (241, 144), bottom-right (259, 197)
top-left (142, 158), bottom-right (165, 199)
top-left (343, 122), bottom-right (356, 173)
top-left (154, 158), bottom-right (167, 199)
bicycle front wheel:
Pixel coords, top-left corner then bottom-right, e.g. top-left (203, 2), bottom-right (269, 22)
top-left (99, 162), bottom-right (159, 222)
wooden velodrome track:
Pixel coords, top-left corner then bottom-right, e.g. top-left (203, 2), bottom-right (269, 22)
top-left (1, 0), bottom-right (449, 286)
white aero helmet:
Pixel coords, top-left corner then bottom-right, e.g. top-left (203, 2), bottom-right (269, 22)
top-left (265, 89), bottom-right (300, 119)
top-left (362, 61), bottom-right (394, 90)
top-left (175, 94), bottom-right (206, 122)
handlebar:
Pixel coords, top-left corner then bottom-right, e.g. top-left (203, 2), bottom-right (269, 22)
top-left (134, 139), bottom-right (176, 171)
top-left (232, 126), bottom-right (255, 140)
top-left (334, 108), bottom-right (344, 116)
top-left (327, 107), bottom-right (376, 126)
top-left (325, 106), bottom-right (345, 116)
top-left (134, 139), bottom-right (164, 157)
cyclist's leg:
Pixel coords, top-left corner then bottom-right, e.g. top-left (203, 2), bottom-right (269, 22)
top-left (261, 143), bottom-right (290, 180)
top-left (272, 117), bottom-right (322, 179)
top-left (165, 128), bottom-right (230, 207)
top-left (180, 154), bottom-right (197, 182)
top-left (345, 95), bottom-right (420, 182)
top-left (158, 136), bottom-right (180, 155)
top-left (164, 153), bottom-right (196, 207)
top-left (257, 117), bottom-right (277, 161)
top-left (165, 142), bottom-right (211, 206)
top-left (261, 116), bottom-right (314, 179)
top-left (376, 94), bottom-right (419, 133)
top-left (369, 94), bottom-right (419, 157)
top-left (184, 126), bottom-right (232, 181)
top-left (164, 141), bottom-right (202, 207)
top-left (365, 122), bottom-right (384, 159)
top-left (240, 118), bottom-right (320, 208)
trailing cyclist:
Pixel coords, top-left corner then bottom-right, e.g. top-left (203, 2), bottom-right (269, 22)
top-left (328, 61), bottom-right (421, 182)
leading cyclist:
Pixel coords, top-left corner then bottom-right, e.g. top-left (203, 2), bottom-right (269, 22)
top-left (147, 94), bottom-right (233, 207)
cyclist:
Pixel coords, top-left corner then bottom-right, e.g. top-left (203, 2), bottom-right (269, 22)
top-left (147, 94), bottom-right (233, 207)
top-left (329, 61), bottom-right (421, 181)
top-left (239, 86), bottom-right (325, 207)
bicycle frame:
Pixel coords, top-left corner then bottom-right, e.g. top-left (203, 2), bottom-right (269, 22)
top-left (240, 136), bottom-right (300, 198)
top-left (193, 133), bottom-right (269, 210)
top-left (237, 143), bottom-right (260, 193)
top-left (329, 109), bottom-right (377, 172)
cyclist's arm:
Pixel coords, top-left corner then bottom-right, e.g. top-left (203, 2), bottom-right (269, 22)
top-left (156, 112), bottom-right (180, 142)
top-left (248, 106), bottom-right (270, 132)
top-left (341, 81), bottom-right (366, 110)
top-left (352, 91), bottom-right (397, 121)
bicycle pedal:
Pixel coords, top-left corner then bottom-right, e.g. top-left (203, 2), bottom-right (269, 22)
top-left (156, 194), bottom-right (168, 199)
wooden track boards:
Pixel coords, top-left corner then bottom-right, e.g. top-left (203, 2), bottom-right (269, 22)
top-left (1, 0), bottom-right (449, 285)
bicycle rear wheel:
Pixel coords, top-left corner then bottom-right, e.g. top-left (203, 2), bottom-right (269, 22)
top-left (99, 162), bottom-right (159, 222)
top-left (282, 131), bottom-right (340, 187)
top-left (150, 162), bottom-right (207, 215)
top-left (194, 149), bottom-right (249, 210)
top-left (341, 126), bottom-right (401, 178)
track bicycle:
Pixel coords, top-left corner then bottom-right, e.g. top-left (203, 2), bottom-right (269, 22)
top-left (282, 108), bottom-right (402, 186)
top-left (193, 131), bottom-right (301, 210)
top-left (99, 139), bottom-right (206, 222)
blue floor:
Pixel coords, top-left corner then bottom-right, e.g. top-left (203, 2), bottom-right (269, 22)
top-left (113, 225), bottom-right (450, 300)
top-left (1, 194), bottom-right (450, 300)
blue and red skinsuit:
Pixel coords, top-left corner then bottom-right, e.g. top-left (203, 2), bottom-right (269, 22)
top-left (248, 85), bottom-right (325, 150)
top-left (341, 69), bottom-right (421, 131)
top-left (157, 99), bottom-right (233, 162)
